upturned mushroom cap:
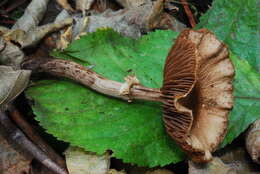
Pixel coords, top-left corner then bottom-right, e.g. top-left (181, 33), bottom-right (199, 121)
top-left (161, 29), bottom-right (235, 162)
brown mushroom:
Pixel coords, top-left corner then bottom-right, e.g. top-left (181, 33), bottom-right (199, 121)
top-left (162, 29), bottom-right (235, 162)
top-left (22, 29), bottom-right (235, 162)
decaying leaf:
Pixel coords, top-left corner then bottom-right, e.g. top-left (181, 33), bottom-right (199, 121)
top-left (70, 0), bottom-right (176, 39)
top-left (162, 29), bottom-right (235, 162)
top-left (115, 0), bottom-right (150, 8)
top-left (65, 146), bottom-right (110, 174)
top-left (12, 0), bottom-right (50, 32)
top-left (246, 118), bottom-right (260, 164)
top-left (0, 66), bottom-right (31, 108)
top-left (108, 169), bottom-right (127, 174)
top-left (189, 148), bottom-right (260, 174)
top-left (189, 157), bottom-right (234, 174)
top-left (76, 0), bottom-right (95, 14)
top-left (0, 39), bottom-right (25, 68)
top-left (56, 0), bottom-right (74, 11)
top-left (0, 126), bottom-right (33, 174)
top-left (3, 18), bottom-right (72, 48)
top-left (145, 169), bottom-right (174, 174)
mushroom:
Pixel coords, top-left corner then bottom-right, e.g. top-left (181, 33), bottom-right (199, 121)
top-left (162, 29), bottom-right (235, 162)
top-left (22, 29), bottom-right (235, 162)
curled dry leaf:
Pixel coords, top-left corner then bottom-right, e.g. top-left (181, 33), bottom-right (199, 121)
top-left (189, 157), bottom-right (234, 174)
top-left (12, 0), bottom-right (50, 32)
top-left (65, 146), bottom-right (110, 174)
top-left (4, 18), bottom-right (73, 48)
top-left (108, 169), bottom-right (127, 174)
top-left (162, 29), bottom-right (235, 162)
top-left (246, 118), bottom-right (260, 164)
top-left (56, 0), bottom-right (74, 11)
top-left (145, 169), bottom-right (174, 174)
top-left (0, 66), bottom-right (31, 108)
top-left (189, 148), bottom-right (260, 174)
top-left (76, 0), bottom-right (95, 14)
top-left (0, 37), bottom-right (25, 68)
top-left (114, 0), bottom-right (150, 8)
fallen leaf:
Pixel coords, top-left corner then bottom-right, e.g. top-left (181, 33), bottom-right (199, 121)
top-left (189, 148), bottom-right (260, 174)
top-left (145, 169), bottom-right (174, 174)
top-left (0, 66), bottom-right (30, 108)
top-left (76, 0), bottom-right (95, 13)
top-left (246, 119), bottom-right (260, 164)
top-left (56, 0), bottom-right (74, 11)
top-left (65, 146), bottom-right (110, 174)
top-left (12, 0), bottom-right (50, 32)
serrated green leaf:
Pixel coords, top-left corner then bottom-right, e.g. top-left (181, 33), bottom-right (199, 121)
top-left (221, 53), bottom-right (260, 146)
top-left (26, 29), bottom-right (186, 167)
top-left (26, 29), bottom-right (260, 166)
top-left (197, 0), bottom-right (260, 71)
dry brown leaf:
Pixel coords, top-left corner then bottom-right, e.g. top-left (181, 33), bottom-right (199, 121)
top-left (0, 39), bottom-right (25, 68)
top-left (189, 148), bottom-right (260, 174)
top-left (0, 66), bottom-right (30, 108)
top-left (65, 146), bottom-right (110, 174)
top-left (145, 169), bottom-right (174, 174)
top-left (115, 0), bottom-right (150, 8)
top-left (108, 169), bottom-right (127, 174)
top-left (56, 0), bottom-right (74, 11)
top-left (76, 0), bottom-right (95, 14)
top-left (12, 0), bottom-right (50, 32)
top-left (246, 119), bottom-right (260, 164)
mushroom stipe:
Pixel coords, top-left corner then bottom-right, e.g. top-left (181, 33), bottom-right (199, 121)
top-left (23, 29), bottom-right (235, 163)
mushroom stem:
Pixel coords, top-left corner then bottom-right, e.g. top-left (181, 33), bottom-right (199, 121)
top-left (22, 58), bottom-right (163, 102)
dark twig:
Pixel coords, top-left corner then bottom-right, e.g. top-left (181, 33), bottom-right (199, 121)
top-left (180, 0), bottom-right (196, 28)
top-left (0, 110), bottom-right (68, 174)
top-left (5, 0), bottom-right (27, 13)
top-left (8, 105), bottom-right (67, 168)
top-left (0, 0), bottom-right (8, 7)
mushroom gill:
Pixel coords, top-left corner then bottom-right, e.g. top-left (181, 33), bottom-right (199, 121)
top-left (162, 29), bottom-right (235, 162)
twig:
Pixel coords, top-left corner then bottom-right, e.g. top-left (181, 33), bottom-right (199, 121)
top-left (180, 0), bottom-right (196, 28)
top-left (0, 110), bottom-right (68, 174)
top-left (22, 58), bottom-right (162, 102)
top-left (8, 105), bottom-right (67, 168)
top-left (5, 0), bottom-right (27, 13)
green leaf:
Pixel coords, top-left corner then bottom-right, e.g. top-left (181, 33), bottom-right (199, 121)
top-left (26, 29), bottom-right (186, 167)
top-left (26, 29), bottom-right (260, 166)
top-left (197, 0), bottom-right (260, 71)
top-left (222, 53), bottom-right (260, 146)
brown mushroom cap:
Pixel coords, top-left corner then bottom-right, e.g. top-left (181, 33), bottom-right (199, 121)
top-left (161, 29), bottom-right (235, 162)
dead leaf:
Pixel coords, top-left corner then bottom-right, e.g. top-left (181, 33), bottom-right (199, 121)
top-left (65, 146), bottom-right (110, 174)
top-left (115, 0), bottom-right (150, 8)
top-left (0, 66), bottom-right (31, 108)
top-left (145, 169), bottom-right (174, 174)
top-left (56, 0), bottom-right (74, 11)
top-left (76, 0), bottom-right (95, 14)
top-left (246, 118), bottom-right (260, 164)
top-left (108, 169), bottom-right (127, 174)
top-left (189, 148), bottom-right (260, 174)
top-left (12, 0), bottom-right (50, 32)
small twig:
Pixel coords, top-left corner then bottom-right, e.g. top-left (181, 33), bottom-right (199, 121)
top-left (0, 110), bottom-right (68, 174)
top-left (22, 58), bottom-right (162, 102)
top-left (180, 0), bottom-right (196, 28)
top-left (0, 0), bottom-right (8, 7)
top-left (5, 0), bottom-right (27, 13)
top-left (8, 105), bottom-right (67, 168)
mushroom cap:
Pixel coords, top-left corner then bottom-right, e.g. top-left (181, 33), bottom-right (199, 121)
top-left (161, 29), bottom-right (235, 162)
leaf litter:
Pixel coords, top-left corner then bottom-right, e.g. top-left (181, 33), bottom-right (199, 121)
top-left (0, 0), bottom-right (260, 173)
